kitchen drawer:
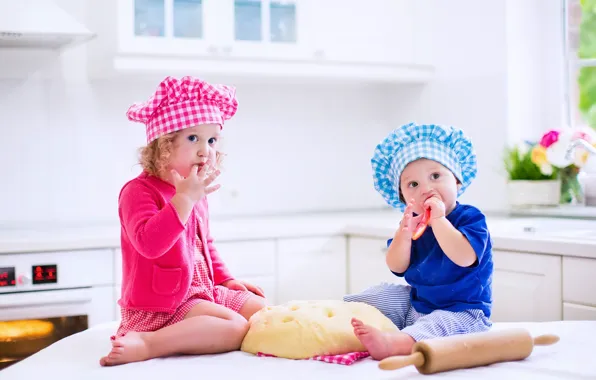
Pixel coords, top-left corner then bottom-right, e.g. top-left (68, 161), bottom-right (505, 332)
top-left (563, 257), bottom-right (596, 307)
top-left (216, 240), bottom-right (276, 278)
top-left (563, 302), bottom-right (596, 321)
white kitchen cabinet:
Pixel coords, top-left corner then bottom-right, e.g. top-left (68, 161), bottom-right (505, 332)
top-left (491, 250), bottom-right (562, 323)
top-left (215, 239), bottom-right (277, 304)
top-left (347, 236), bottom-right (407, 294)
top-left (86, 0), bottom-right (434, 82)
top-left (215, 240), bottom-right (276, 279)
top-left (114, 0), bottom-right (307, 60)
top-left (562, 257), bottom-right (596, 307)
top-left (563, 303), bottom-right (596, 321)
top-left (276, 236), bottom-right (346, 303)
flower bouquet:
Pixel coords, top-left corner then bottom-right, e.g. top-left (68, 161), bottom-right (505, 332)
top-left (504, 127), bottom-right (596, 206)
top-left (530, 128), bottom-right (596, 204)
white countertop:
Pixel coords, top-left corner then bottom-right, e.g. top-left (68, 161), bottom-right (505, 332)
top-left (1, 210), bottom-right (595, 259)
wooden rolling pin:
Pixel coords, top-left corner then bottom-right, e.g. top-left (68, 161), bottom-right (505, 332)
top-left (378, 328), bottom-right (559, 375)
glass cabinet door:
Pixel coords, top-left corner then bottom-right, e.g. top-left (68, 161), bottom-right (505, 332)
top-left (134, 0), bottom-right (204, 39)
top-left (123, 0), bottom-right (210, 55)
top-left (173, 0), bottom-right (204, 38)
top-left (234, 0), bottom-right (262, 41)
top-left (270, 1), bottom-right (296, 43)
top-left (233, 0), bottom-right (296, 43)
top-left (134, 0), bottom-right (165, 37)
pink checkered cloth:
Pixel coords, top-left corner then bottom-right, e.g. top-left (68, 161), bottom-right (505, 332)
top-left (126, 75), bottom-right (238, 144)
top-left (256, 351), bottom-right (370, 365)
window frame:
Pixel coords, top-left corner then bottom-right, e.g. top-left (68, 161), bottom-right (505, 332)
top-left (562, 0), bottom-right (596, 130)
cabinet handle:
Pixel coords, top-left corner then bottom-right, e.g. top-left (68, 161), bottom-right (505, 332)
top-left (207, 45), bottom-right (218, 54)
top-left (222, 45), bottom-right (233, 54)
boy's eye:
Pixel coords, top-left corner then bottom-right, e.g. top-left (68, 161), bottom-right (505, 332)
top-left (431, 172), bottom-right (440, 180)
top-left (208, 137), bottom-right (217, 144)
top-left (408, 181), bottom-right (418, 188)
top-left (187, 135), bottom-right (198, 142)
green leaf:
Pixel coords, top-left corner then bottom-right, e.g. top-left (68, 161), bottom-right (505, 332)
top-left (502, 145), bottom-right (559, 181)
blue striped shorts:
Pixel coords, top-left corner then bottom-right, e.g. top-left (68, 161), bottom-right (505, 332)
top-left (343, 282), bottom-right (492, 341)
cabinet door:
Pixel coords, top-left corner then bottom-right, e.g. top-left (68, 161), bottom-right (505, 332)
top-left (348, 237), bottom-right (407, 294)
top-left (564, 302), bottom-right (596, 321)
top-left (304, 0), bottom-right (420, 65)
top-left (118, 0), bottom-right (219, 56)
top-left (216, 0), bottom-right (311, 60)
top-left (215, 240), bottom-right (276, 279)
top-left (277, 236), bottom-right (346, 304)
top-left (491, 250), bottom-right (562, 323)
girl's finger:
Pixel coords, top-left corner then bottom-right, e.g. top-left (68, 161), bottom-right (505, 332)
top-left (205, 184), bottom-right (222, 194)
top-left (203, 169), bottom-right (221, 186)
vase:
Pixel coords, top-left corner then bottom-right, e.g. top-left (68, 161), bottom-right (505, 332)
top-left (559, 166), bottom-right (584, 204)
top-left (507, 179), bottom-right (562, 207)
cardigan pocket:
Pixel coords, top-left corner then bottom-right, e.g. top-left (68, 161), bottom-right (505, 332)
top-left (152, 265), bottom-right (182, 295)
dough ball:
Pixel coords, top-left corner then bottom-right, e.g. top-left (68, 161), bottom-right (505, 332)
top-left (241, 300), bottom-right (397, 359)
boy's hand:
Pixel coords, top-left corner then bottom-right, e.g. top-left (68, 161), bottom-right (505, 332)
top-left (171, 160), bottom-right (221, 203)
top-left (423, 196), bottom-right (446, 223)
top-left (398, 199), bottom-right (424, 240)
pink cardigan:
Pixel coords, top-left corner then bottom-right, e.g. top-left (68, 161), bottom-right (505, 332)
top-left (117, 172), bottom-right (233, 313)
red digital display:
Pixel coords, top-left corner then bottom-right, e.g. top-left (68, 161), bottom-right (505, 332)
top-left (32, 264), bottom-right (58, 284)
top-left (0, 267), bottom-right (16, 287)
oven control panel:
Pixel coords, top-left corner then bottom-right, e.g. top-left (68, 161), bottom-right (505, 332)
top-left (0, 249), bottom-right (114, 293)
top-left (0, 264), bottom-right (58, 288)
top-left (0, 267), bottom-right (16, 287)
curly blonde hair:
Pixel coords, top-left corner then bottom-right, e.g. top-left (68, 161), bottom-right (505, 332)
top-left (139, 131), bottom-right (225, 178)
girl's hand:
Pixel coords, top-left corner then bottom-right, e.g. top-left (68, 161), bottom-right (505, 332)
top-left (171, 160), bottom-right (221, 203)
top-left (423, 196), bottom-right (446, 223)
top-left (222, 279), bottom-right (265, 298)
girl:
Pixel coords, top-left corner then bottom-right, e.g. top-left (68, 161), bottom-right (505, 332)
top-left (100, 76), bottom-right (267, 366)
top-left (343, 123), bottom-right (493, 360)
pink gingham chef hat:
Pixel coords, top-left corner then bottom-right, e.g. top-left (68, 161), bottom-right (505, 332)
top-left (126, 76), bottom-right (238, 144)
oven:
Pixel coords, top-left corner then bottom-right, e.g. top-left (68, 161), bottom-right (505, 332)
top-left (0, 248), bottom-right (116, 370)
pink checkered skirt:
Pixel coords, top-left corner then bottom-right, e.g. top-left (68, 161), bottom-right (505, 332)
top-left (113, 239), bottom-right (251, 338)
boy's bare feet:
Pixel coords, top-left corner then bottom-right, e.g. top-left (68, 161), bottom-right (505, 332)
top-left (100, 332), bottom-right (152, 366)
top-left (351, 318), bottom-right (415, 360)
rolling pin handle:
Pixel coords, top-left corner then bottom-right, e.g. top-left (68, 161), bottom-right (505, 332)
top-left (533, 334), bottom-right (560, 346)
top-left (378, 351), bottom-right (425, 371)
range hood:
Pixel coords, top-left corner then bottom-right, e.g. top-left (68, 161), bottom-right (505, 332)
top-left (0, 0), bottom-right (95, 50)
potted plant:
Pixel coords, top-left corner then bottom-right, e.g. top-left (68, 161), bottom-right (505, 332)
top-left (504, 127), bottom-right (596, 207)
top-left (503, 142), bottom-right (561, 207)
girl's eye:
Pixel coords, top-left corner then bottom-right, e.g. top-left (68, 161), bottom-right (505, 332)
top-left (408, 181), bottom-right (418, 188)
top-left (187, 135), bottom-right (198, 143)
top-left (431, 172), bottom-right (440, 180)
top-left (208, 137), bottom-right (217, 144)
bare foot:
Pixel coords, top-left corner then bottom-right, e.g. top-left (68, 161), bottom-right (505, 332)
top-left (99, 332), bottom-right (152, 366)
top-left (351, 318), bottom-right (415, 360)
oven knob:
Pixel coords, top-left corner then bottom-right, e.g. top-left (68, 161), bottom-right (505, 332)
top-left (18, 275), bottom-right (30, 285)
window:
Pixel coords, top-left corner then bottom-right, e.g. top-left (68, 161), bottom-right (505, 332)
top-left (564, 0), bottom-right (596, 130)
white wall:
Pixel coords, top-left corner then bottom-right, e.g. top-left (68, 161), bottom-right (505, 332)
top-left (387, 0), bottom-right (510, 210)
top-left (506, 0), bottom-right (566, 145)
top-left (0, 0), bottom-right (565, 226)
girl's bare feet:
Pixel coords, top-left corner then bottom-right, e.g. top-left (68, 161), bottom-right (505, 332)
top-left (351, 318), bottom-right (415, 360)
top-left (100, 332), bottom-right (152, 366)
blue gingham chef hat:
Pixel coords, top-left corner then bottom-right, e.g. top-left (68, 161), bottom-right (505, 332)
top-left (371, 123), bottom-right (478, 211)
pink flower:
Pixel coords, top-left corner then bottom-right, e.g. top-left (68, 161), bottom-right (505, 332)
top-left (539, 130), bottom-right (560, 148)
